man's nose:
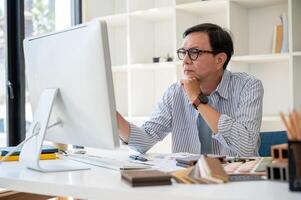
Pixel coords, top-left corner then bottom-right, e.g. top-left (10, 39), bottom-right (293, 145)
top-left (183, 52), bottom-right (192, 65)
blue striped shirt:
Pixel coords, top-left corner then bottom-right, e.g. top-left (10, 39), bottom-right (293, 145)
top-left (128, 70), bottom-right (264, 156)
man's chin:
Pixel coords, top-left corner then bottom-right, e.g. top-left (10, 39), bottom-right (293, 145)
top-left (185, 74), bottom-right (197, 79)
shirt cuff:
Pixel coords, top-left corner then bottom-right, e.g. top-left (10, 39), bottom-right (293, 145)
top-left (128, 123), bottom-right (151, 154)
top-left (213, 114), bottom-right (234, 147)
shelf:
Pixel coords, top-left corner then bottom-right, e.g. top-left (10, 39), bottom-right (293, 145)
top-left (112, 65), bottom-right (128, 72)
top-left (231, 53), bottom-right (289, 63)
top-left (128, 0), bottom-right (174, 12)
top-left (113, 63), bottom-right (178, 72)
top-left (293, 51), bottom-right (301, 56)
top-left (261, 115), bottom-right (285, 132)
top-left (231, 0), bottom-right (287, 9)
top-left (262, 116), bottom-right (281, 122)
top-left (84, 0), bottom-right (301, 133)
top-left (96, 13), bottom-right (127, 27)
top-left (129, 62), bottom-right (177, 70)
top-left (176, 0), bottom-right (227, 16)
top-left (130, 7), bottom-right (174, 21)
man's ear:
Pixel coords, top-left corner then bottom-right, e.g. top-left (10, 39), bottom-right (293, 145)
top-left (215, 52), bottom-right (227, 70)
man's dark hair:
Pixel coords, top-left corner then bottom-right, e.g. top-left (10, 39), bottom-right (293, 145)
top-left (183, 23), bottom-right (234, 70)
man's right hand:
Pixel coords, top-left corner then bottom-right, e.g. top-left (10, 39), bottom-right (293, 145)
top-left (116, 111), bottom-right (130, 144)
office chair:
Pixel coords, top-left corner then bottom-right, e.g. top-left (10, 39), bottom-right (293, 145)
top-left (259, 130), bottom-right (288, 157)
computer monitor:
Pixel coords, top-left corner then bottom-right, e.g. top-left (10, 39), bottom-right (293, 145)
top-left (20, 20), bottom-right (119, 172)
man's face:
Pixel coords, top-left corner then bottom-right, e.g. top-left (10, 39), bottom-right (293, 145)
top-left (181, 32), bottom-right (218, 80)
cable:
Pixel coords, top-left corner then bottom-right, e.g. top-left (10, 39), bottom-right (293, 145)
top-left (0, 120), bottom-right (62, 163)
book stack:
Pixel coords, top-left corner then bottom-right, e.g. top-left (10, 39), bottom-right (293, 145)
top-left (0, 145), bottom-right (59, 161)
top-left (171, 155), bottom-right (229, 184)
top-left (121, 170), bottom-right (172, 187)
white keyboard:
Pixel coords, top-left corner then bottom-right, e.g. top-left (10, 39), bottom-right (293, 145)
top-left (66, 154), bottom-right (151, 171)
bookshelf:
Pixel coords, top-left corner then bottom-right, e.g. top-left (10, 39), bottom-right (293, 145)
top-left (83, 0), bottom-right (301, 151)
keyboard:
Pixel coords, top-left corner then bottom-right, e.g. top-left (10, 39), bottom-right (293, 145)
top-left (66, 153), bottom-right (151, 171)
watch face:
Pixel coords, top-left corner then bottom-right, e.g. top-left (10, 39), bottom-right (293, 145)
top-left (199, 94), bottom-right (209, 104)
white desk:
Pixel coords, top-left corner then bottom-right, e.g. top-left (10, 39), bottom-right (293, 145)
top-left (0, 153), bottom-right (300, 200)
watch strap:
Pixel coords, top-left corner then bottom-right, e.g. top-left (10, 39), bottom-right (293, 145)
top-left (192, 93), bottom-right (208, 109)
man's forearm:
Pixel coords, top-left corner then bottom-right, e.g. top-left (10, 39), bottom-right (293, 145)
top-left (117, 112), bottom-right (130, 143)
top-left (197, 104), bottom-right (221, 133)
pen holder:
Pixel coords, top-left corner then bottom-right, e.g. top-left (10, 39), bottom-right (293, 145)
top-left (288, 141), bottom-right (301, 191)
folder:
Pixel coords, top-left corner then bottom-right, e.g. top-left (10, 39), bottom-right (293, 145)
top-left (0, 145), bottom-right (58, 156)
top-left (0, 153), bottom-right (57, 161)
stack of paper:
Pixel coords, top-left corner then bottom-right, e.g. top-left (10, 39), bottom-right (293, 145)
top-left (171, 155), bottom-right (229, 184)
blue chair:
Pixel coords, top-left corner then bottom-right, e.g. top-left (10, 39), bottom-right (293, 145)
top-left (259, 130), bottom-right (288, 157)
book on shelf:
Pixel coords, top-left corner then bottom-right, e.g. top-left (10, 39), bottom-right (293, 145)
top-left (0, 153), bottom-right (57, 162)
top-left (272, 13), bottom-right (288, 54)
top-left (0, 145), bottom-right (58, 156)
top-left (280, 12), bottom-right (288, 53)
top-left (272, 24), bottom-right (283, 53)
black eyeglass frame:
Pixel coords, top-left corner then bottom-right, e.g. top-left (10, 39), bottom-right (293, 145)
top-left (176, 48), bottom-right (218, 61)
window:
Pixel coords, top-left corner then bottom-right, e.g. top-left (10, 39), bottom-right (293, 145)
top-left (1, 0), bottom-right (79, 147)
top-left (24, 0), bottom-right (72, 125)
top-left (0, 0), bottom-right (6, 147)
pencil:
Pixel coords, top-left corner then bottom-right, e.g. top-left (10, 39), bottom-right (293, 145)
top-left (280, 112), bottom-right (293, 140)
top-left (289, 112), bottom-right (298, 140)
top-left (293, 110), bottom-right (301, 140)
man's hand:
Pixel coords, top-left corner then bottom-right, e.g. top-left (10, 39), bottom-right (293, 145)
top-left (181, 78), bottom-right (201, 103)
top-left (117, 111), bottom-right (130, 143)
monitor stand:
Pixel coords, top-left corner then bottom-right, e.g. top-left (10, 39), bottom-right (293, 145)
top-left (19, 88), bottom-right (90, 172)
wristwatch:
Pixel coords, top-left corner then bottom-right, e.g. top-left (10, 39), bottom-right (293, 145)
top-left (192, 92), bottom-right (209, 109)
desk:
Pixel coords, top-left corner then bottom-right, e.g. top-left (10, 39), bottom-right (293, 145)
top-left (0, 154), bottom-right (300, 200)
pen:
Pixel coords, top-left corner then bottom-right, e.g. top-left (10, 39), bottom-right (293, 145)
top-left (129, 155), bottom-right (148, 162)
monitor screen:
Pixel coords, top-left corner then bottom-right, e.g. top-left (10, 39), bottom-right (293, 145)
top-left (23, 20), bottom-right (119, 150)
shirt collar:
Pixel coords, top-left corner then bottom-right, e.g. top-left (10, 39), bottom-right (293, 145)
top-left (213, 69), bottom-right (231, 100)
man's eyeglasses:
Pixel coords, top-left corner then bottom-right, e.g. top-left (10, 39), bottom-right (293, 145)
top-left (176, 48), bottom-right (216, 61)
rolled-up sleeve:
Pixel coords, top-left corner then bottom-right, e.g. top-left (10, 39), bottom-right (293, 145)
top-left (213, 79), bottom-right (264, 156)
top-left (128, 84), bottom-right (175, 154)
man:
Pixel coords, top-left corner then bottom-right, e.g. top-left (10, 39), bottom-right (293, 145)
top-left (118, 23), bottom-right (264, 156)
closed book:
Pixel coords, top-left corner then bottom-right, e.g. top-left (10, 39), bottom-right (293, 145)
top-left (275, 25), bottom-right (283, 53)
top-left (121, 170), bottom-right (172, 187)
top-left (0, 153), bottom-right (57, 161)
top-left (0, 145), bottom-right (58, 156)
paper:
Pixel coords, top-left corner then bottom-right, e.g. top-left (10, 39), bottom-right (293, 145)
top-left (134, 152), bottom-right (199, 172)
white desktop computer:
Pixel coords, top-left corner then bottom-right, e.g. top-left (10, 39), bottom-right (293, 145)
top-left (20, 20), bottom-right (120, 172)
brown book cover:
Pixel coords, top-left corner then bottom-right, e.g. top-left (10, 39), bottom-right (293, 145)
top-left (131, 180), bottom-right (172, 187)
top-left (121, 170), bottom-right (172, 186)
top-left (275, 24), bottom-right (283, 53)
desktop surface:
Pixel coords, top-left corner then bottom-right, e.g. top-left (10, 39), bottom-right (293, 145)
top-left (0, 150), bottom-right (300, 200)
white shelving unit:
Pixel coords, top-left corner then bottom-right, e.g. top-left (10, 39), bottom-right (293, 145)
top-left (83, 0), bottom-right (301, 137)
